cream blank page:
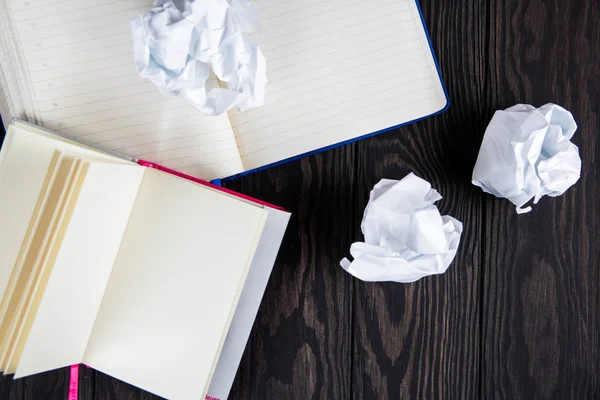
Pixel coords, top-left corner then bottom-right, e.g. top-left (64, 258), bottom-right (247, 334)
top-left (6, 0), bottom-right (244, 179)
top-left (14, 161), bottom-right (145, 379)
top-left (0, 124), bottom-right (129, 306)
top-left (231, 0), bottom-right (448, 170)
top-left (83, 168), bottom-right (267, 400)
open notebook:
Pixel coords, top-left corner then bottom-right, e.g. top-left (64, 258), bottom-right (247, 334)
top-left (0, 0), bottom-right (448, 181)
top-left (0, 120), bottom-right (290, 400)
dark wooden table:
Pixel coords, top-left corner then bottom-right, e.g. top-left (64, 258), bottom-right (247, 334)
top-left (1, 0), bottom-right (599, 399)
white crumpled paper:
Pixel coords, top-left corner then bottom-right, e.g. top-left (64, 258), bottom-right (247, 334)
top-left (472, 103), bottom-right (581, 214)
top-left (131, 0), bottom-right (266, 116)
top-left (340, 173), bottom-right (463, 283)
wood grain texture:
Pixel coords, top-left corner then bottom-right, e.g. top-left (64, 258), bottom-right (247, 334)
top-left (0, 0), bottom-right (598, 399)
top-left (0, 373), bottom-right (22, 400)
top-left (21, 368), bottom-right (68, 399)
top-left (226, 147), bottom-right (356, 400)
top-left (481, 0), bottom-right (600, 398)
top-left (348, 1), bottom-right (486, 398)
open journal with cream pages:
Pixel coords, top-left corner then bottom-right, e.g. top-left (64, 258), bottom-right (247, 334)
top-left (0, 120), bottom-right (290, 400)
top-left (0, 0), bottom-right (448, 182)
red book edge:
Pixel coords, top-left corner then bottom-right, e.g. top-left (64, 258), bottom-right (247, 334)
top-left (137, 160), bottom-right (286, 211)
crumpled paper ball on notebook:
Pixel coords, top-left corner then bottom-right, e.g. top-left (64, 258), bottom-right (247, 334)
top-left (131, 0), bottom-right (266, 116)
top-left (472, 103), bottom-right (581, 214)
top-left (340, 173), bottom-right (463, 283)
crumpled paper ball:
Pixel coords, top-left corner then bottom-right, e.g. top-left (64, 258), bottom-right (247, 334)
top-left (340, 173), bottom-right (463, 283)
top-left (472, 103), bottom-right (581, 213)
top-left (131, 0), bottom-right (266, 116)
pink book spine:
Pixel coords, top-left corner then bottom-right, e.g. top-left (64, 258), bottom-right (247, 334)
top-left (137, 160), bottom-right (286, 211)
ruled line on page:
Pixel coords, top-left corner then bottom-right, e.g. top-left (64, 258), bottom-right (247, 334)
top-left (236, 80), bottom-right (435, 146)
top-left (149, 147), bottom-right (241, 166)
top-left (254, 49), bottom-right (426, 106)
top-left (259, 0), bottom-right (296, 13)
top-left (134, 136), bottom-right (241, 161)
top-left (93, 117), bottom-right (231, 143)
top-left (126, 126), bottom-right (243, 153)
top-left (54, 102), bottom-right (189, 132)
top-left (27, 32), bottom-right (128, 56)
top-left (161, 152), bottom-right (243, 170)
top-left (0, 33), bottom-right (24, 116)
top-left (267, 18), bottom-right (416, 62)
top-left (12, 0), bottom-right (125, 21)
top-left (244, 47), bottom-right (426, 112)
top-left (260, 0), bottom-right (408, 33)
top-left (32, 60), bottom-right (132, 83)
top-left (35, 76), bottom-right (146, 105)
top-left (240, 93), bottom-right (438, 160)
top-left (21, 7), bottom-right (145, 43)
top-left (261, 0), bottom-right (361, 29)
top-left (232, 60), bottom-right (429, 130)
top-left (82, 121), bottom-right (233, 149)
top-left (4, 0), bottom-right (43, 123)
top-left (266, 44), bottom-right (423, 92)
top-left (236, 83), bottom-right (438, 154)
top-left (36, 73), bottom-right (139, 101)
top-left (259, 0), bottom-right (332, 21)
top-left (246, 51), bottom-right (426, 114)
top-left (35, 80), bottom-right (146, 104)
top-left (15, 3), bottom-right (146, 32)
top-left (26, 44), bottom-right (132, 72)
top-left (34, 65), bottom-right (138, 93)
top-left (95, 122), bottom-right (233, 148)
top-left (57, 107), bottom-right (211, 138)
top-left (239, 89), bottom-right (438, 158)
top-left (257, 2), bottom-right (410, 50)
top-left (117, 127), bottom-right (235, 153)
top-left (259, 13), bottom-right (413, 57)
top-left (30, 53), bottom-right (133, 80)
top-left (41, 82), bottom-right (219, 130)
top-left (142, 153), bottom-right (245, 178)
top-left (406, 0), bottom-right (444, 100)
top-left (75, 113), bottom-right (230, 143)
top-left (36, 82), bottom-right (154, 110)
top-left (22, 22), bottom-right (130, 51)
top-left (25, 33), bottom-right (131, 62)
top-left (38, 87), bottom-right (157, 114)
top-left (11, 0), bottom-right (87, 13)
top-left (43, 96), bottom-right (178, 124)
top-left (267, 35), bottom-right (420, 76)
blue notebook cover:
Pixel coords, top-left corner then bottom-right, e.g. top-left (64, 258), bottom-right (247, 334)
top-left (218, 0), bottom-right (449, 183)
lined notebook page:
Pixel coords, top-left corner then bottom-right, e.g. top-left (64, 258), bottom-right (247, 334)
top-left (0, 2), bottom-right (26, 124)
top-left (5, 0), bottom-right (244, 179)
top-left (230, 0), bottom-right (448, 170)
top-left (0, 41), bottom-right (14, 123)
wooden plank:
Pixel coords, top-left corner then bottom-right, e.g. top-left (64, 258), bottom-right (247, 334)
top-left (225, 148), bottom-right (357, 399)
top-left (77, 365), bottom-right (94, 400)
top-left (22, 367), bottom-right (68, 399)
top-left (481, 0), bottom-right (600, 398)
top-left (0, 374), bottom-right (23, 400)
top-left (348, 1), bottom-right (486, 398)
top-left (93, 370), bottom-right (158, 399)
